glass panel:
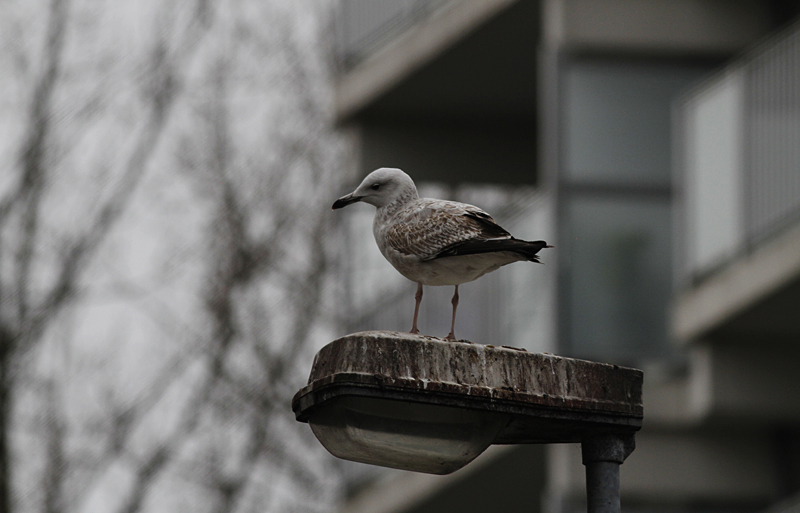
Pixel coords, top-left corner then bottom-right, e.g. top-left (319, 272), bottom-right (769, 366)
top-left (564, 196), bottom-right (672, 364)
top-left (683, 70), bottom-right (744, 278)
top-left (564, 61), bottom-right (709, 186)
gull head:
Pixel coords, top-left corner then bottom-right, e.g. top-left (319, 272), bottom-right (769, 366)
top-left (332, 168), bottom-right (418, 209)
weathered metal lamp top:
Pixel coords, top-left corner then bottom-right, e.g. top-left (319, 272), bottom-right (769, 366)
top-left (292, 331), bottom-right (643, 474)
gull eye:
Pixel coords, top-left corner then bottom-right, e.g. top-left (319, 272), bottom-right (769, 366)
top-left (370, 183), bottom-right (381, 190)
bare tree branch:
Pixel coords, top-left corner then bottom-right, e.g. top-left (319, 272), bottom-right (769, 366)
top-left (0, 1), bottom-right (222, 511)
top-left (208, 417), bottom-right (266, 513)
top-left (117, 446), bottom-right (170, 513)
top-left (15, 0), bottom-right (215, 361)
top-left (2, 2), bottom-right (345, 512)
top-left (42, 379), bottom-right (66, 513)
top-left (0, 1), bottom-right (71, 510)
top-left (7, 0), bottom-right (70, 327)
top-left (0, 0), bottom-right (70, 231)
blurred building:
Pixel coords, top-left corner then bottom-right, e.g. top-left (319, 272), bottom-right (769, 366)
top-left (329, 1), bottom-right (800, 512)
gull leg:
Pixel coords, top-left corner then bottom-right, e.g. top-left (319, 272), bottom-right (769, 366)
top-left (445, 285), bottom-right (459, 340)
top-left (410, 282), bottom-right (423, 335)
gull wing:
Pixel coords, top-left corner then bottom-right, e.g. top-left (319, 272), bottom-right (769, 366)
top-left (384, 200), bottom-right (512, 261)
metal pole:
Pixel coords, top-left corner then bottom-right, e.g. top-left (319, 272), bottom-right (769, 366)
top-left (581, 434), bottom-right (636, 513)
top-left (584, 460), bottom-right (620, 513)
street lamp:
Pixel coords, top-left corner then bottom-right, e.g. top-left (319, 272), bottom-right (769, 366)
top-left (292, 331), bottom-right (642, 512)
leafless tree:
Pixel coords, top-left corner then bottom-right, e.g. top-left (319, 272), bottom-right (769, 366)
top-left (0, 0), bottom-right (348, 512)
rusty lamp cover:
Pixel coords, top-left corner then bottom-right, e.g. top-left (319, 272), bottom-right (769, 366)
top-left (292, 331), bottom-right (643, 475)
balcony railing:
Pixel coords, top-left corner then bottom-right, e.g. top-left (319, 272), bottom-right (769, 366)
top-left (333, 0), bottom-right (457, 71)
top-left (675, 19), bottom-right (800, 286)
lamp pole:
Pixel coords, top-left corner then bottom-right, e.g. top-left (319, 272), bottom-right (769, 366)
top-left (582, 433), bottom-right (636, 513)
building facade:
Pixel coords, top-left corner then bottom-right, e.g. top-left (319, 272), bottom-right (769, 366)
top-left (329, 1), bottom-right (800, 512)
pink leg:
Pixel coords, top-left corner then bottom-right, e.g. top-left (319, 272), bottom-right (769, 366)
top-left (445, 285), bottom-right (459, 340)
top-left (410, 282), bottom-right (423, 335)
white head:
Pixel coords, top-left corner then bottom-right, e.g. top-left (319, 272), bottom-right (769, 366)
top-left (332, 168), bottom-right (418, 209)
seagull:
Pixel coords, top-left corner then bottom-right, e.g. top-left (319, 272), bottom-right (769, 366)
top-left (332, 168), bottom-right (551, 341)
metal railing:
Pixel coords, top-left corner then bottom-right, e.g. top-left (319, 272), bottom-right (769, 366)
top-left (746, 25), bottom-right (800, 243)
top-left (333, 0), bottom-right (457, 71)
top-left (675, 19), bottom-right (800, 286)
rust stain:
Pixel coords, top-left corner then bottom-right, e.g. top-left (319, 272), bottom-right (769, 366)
top-left (299, 331), bottom-right (643, 419)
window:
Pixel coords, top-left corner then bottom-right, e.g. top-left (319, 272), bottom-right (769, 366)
top-left (560, 59), bottom-right (711, 364)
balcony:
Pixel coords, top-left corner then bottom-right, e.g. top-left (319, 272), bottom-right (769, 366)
top-left (674, 19), bottom-right (800, 344)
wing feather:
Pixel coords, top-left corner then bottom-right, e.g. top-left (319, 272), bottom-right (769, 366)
top-left (384, 200), bottom-right (512, 260)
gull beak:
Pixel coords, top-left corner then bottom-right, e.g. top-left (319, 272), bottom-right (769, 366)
top-left (332, 192), bottom-right (362, 210)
